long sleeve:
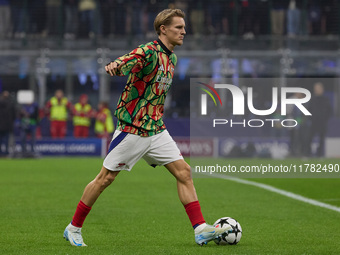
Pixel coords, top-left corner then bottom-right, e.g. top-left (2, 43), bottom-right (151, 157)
top-left (114, 46), bottom-right (147, 76)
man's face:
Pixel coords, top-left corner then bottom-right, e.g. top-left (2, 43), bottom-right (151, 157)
top-left (164, 16), bottom-right (186, 46)
top-left (55, 90), bottom-right (63, 99)
top-left (314, 83), bottom-right (324, 96)
top-left (2, 91), bottom-right (9, 99)
top-left (80, 96), bottom-right (88, 104)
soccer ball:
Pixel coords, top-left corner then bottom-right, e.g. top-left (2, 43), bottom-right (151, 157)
top-left (213, 217), bottom-right (242, 245)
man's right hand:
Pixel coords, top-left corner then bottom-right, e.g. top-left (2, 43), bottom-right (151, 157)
top-left (105, 61), bottom-right (125, 76)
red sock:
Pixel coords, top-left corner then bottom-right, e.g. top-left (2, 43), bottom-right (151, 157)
top-left (184, 201), bottom-right (206, 229)
top-left (72, 201), bottom-right (92, 228)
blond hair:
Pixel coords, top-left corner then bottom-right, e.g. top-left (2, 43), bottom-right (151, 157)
top-left (154, 9), bottom-right (185, 35)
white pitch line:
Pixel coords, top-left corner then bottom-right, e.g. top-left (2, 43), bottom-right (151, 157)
top-left (322, 198), bottom-right (340, 202)
top-left (201, 172), bottom-right (340, 214)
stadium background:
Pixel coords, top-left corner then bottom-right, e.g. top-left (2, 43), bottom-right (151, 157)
top-left (1, 1), bottom-right (340, 254)
top-left (0, 0), bottom-right (340, 158)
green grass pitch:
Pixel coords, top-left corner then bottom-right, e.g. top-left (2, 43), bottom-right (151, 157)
top-left (0, 157), bottom-right (340, 254)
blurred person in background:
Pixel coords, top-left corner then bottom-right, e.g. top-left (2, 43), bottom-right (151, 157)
top-left (286, 92), bottom-right (307, 157)
top-left (145, 0), bottom-right (159, 38)
top-left (189, 0), bottom-right (204, 37)
top-left (94, 101), bottom-right (114, 139)
top-left (253, 0), bottom-right (270, 36)
top-left (10, 0), bottom-right (26, 38)
top-left (78, 0), bottom-right (97, 38)
top-left (307, 82), bottom-right (332, 157)
top-left (28, 0), bottom-right (46, 37)
top-left (20, 101), bottom-right (39, 156)
top-left (206, 0), bottom-right (223, 35)
top-left (99, 0), bottom-right (114, 38)
top-left (239, 0), bottom-right (255, 39)
top-left (322, 0), bottom-right (338, 35)
top-left (125, 0), bottom-right (144, 39)
top-left (308, 0), bottom-right (321, 35)
top-left (45, 89), bottom-right (72, 138)
top-left (0, 0), bottom-right (11, 38)
top-left (63, 0), bottom-right (78, 39)
top-left (287, 0), bottom-right (301, 37)
top-left (271, 0), bottom-right (289, 35)
top-left (221, 0), bottom-right (238, 36)
top-left (45, 0), bottom-right (62, 36)
top-left (271, 108), bottom-right (286, 138)
top-left (0, 91), bottom-right (16, 157)
top-left (73, 94), bottom-right (93, 138)
top-left (113, 0), bottom-right (127, 36)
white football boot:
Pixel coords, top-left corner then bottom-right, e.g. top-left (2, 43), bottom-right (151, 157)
top-left (194, 223), bottom-right (232, 246)
top-left (63, 223), bottom-right (87, 247)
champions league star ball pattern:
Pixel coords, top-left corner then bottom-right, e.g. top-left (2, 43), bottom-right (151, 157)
top-left (213, 217), bottom-right (242, 245)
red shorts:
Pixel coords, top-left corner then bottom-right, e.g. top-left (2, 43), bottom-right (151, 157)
top-left (74, 126), bottom-right (89, 138)
top-left (50, 120), bottom-right (67, 138)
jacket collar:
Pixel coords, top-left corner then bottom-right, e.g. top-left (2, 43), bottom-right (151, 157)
top-left (157, 39), bottom-right (172, 56)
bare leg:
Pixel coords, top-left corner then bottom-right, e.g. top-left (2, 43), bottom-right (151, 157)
top-left (165, 159), bottom-right (197, 205)
top-left (81, 166), bottom-right (120, 207)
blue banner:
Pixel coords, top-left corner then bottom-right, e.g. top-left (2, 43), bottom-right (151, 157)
top-left (16, 138), bottom-right (106, 157)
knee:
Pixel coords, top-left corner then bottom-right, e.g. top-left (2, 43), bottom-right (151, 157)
top-left (103, 173), bottom-right (117, 186)
top-left (177, 164), bottom-right (192, 184)
top-left (95, 170), bottom-right (118, 188)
